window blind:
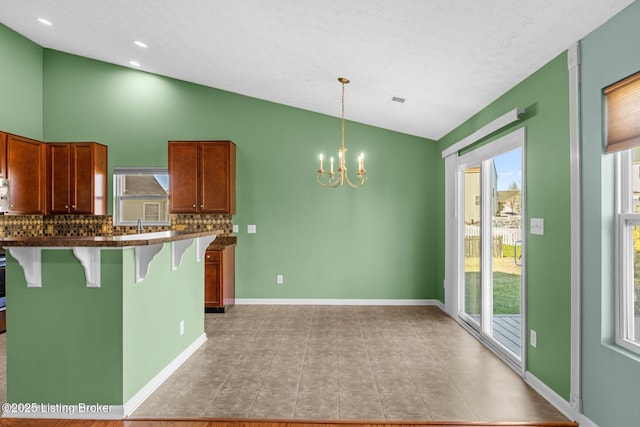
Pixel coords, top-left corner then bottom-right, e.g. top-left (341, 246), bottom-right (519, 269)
top-left (605, 71), bottom-right (640, 153)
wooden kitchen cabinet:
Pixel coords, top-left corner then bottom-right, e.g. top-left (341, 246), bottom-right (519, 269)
top-left (0, 132), bottom-right (7, 179)
top-left (47, 142), bottom-right (108, 214)
top-left (6, 134), bottom-right (47, 214)
top-left (168, 140), bottom-right (236, 214)
top-left (204, 244), bottom-right (235, 312)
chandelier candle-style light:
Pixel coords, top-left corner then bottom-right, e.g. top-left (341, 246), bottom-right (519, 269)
top-left (316, 77), bottom-right (367, 188)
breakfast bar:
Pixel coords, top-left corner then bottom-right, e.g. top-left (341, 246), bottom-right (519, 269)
top-left (1, 230), bottom-right (216, 419)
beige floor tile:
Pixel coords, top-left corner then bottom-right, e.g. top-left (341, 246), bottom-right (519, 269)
top-left (338, 375), bottom-right (378, 393)
top-left (299, 376), bottom-right (339, 393)
top-left (250, 389), bottom-right (297, 415)
top-left (374, 375), bottom-right (418, 393)
top-left (18, 305), bottom-right (564, 423)
top-left (205, 389), bottom-right (257, 415)
top-left (379, 391), bottom-right (428, 415)
top-left (428, 404), bottom-right (478, 421)
top-left (295, 390), bottom-right (339, 418)
top-left (260, 378), bottom-right (299, 392)
top-left (384, 412), bottom-right (432, 421)
top-left (339, 390), bottom-right (383, 417)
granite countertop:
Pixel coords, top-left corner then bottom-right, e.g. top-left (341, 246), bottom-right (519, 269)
top-left (0, 230), bottom-right (219, 248)
top-left (207, 236), bottom-right (237, 249)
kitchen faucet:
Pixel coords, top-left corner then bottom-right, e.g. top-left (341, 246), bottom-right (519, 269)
top-left (137, 218), bottom-right (144, 233)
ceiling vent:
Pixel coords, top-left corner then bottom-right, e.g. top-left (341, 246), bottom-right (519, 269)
top-left (391, 96), bottom-right (406, 104)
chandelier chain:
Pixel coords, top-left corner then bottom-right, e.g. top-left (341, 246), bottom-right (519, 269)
top-left (316, 77), bottom-right (367, 188)
top-left (341, 79), bottom-right (345, 152)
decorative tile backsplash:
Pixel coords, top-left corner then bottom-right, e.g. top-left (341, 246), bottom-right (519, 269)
top-left (0, 213), bottom-right (233, 237)
top-left (43, 215), bottom-right (112, 237)
top-left (172, 214), bottom-right (233, 234)
top-left (0, 215), bottom-right (44, 237)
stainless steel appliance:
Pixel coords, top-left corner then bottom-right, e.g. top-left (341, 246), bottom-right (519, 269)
top-left (0, 178), bottom-right (9, 212)
top-left (0, 250), bottom-right (5, 333)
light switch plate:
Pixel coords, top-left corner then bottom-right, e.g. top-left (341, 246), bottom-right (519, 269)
top-left (247, 224), bottom-right (256, 234)
top-left (530, 218), bottom-right (544, 235)
top-left (232, 224), bottom-right (239, 233)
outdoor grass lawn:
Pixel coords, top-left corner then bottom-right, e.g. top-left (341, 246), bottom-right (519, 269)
top-left (464, 256), bottom-right (521, 315)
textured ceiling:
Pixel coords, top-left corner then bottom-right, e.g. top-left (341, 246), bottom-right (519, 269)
top-left (0, 0), bottom-right (634, 140)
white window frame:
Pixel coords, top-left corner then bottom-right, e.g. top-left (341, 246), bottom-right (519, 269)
top-left (616, 150), bottom-right (640, 355)
top-left (113, 167), bottom-right (170, 226)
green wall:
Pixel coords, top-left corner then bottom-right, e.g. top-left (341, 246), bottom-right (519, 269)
top-left (437, 52), bottom-right (572, 399)
top-left (6, 250), bottom-right (124, 404)
top-left (0, 24), bottom-right (43, 139)
top-left (580, 1), bottom-right (640, 425)
top-left (123, 243), bottom-right (204, 401)
top-left (41, 49), bottom-right (440, 301)
top-left (6, 242), bottom-right (206, 406)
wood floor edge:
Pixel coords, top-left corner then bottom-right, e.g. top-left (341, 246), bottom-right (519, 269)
top-left (0, 417), bottom-right (580, 427)
top-left (133, 419), bottom-right (581, 426)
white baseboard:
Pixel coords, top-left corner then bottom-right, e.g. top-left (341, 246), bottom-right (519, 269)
top-left (524, 371), bottom-right (598, 427)
top-left (3, 333), bottom-right (207, 419)
top-left (235, 298), bottom-right (444, 308)
top-left (123, 332), bottom-right (207, 416)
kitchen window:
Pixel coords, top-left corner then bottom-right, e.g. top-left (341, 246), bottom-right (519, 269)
top-left (114, 167), bottom-right (170, 226)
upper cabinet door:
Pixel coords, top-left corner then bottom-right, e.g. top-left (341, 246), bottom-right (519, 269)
top-left (199, 141), bottom-right (236, 214)
top-left (0, 132), bottom-right (7, 179)
top-left (47, 142), bottom-right (108, 215)
top-left (7, 134), bottom-right (47, 214)
top-left (72, 143), bottom-right (104, 214)
top-left (169, 142), bottom-right (199, 213)
top-left (48, 144), bottom-right (71, 214)
top-left (169, 140), bottom-right (236, 214)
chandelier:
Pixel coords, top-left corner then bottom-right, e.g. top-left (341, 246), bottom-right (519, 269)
top-left (316, 77), bottom-right (367, 188)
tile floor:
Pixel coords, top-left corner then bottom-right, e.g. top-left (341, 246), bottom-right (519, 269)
top-left (131, 305), bottom-right (568, 422)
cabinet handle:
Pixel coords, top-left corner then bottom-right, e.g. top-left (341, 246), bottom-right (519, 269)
top-left (200, 205), bottom-right (204, 208)
top-left (72, 205), bottom-right (76, 209)
top-left (65, 205), bottom-right (68, 209)
top-left (192, 204), bottom-right (196, 208)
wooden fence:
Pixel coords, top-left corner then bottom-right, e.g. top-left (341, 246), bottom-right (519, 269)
top-left (465, 235), bottom-right (503, 257)
top-left (465, 224), bottom-right (521, 245)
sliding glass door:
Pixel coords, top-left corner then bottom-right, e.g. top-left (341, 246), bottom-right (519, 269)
top-left (458, 133), bottom-right (524, 366)
top-left (463, 164), bottom-right (482, 329)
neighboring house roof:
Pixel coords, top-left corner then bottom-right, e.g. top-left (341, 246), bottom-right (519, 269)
top-left (124, 175), bottom-right (168, 196)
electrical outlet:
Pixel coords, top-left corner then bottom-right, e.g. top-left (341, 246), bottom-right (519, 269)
top-left (179, 320), bottom-right (185, 336)
top-left (248, 224), bottom-right (256, 234)
top-left (232, 224), bottom-right (239, 233)
top-left (530, 329), bottom-right (537, 348)
top-left (276, 274), bottom-right (284, 285)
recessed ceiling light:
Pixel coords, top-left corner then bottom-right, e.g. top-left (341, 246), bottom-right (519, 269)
top-left (134, 40), bottom-right (148, 48)
top-left (129, 61), bottom-right (141, 67)
top-left (391, 96), bottom-right (406, 104)
top-left (37, 18), bottom-right (52, 26)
